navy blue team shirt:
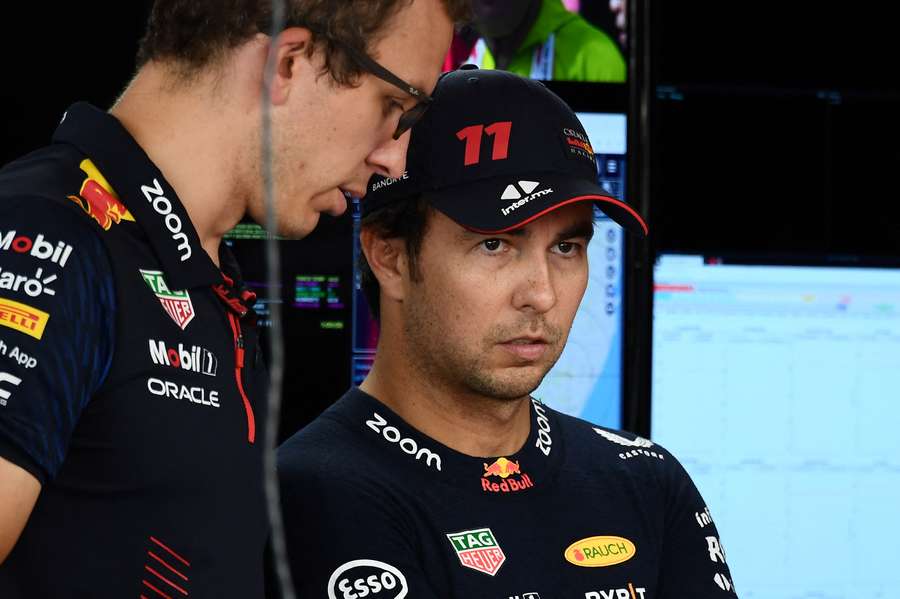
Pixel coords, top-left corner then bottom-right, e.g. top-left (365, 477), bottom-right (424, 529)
top-left (0, 103), bottom-right (269, 597)
top-left (278, 387), bottom-right (739, 599)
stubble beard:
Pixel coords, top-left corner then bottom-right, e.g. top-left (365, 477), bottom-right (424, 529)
top-left (402, 285), bottom-right (566, 403)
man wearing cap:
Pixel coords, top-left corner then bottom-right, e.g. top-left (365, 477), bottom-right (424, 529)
top-left (277, 68), bottom-right (738, 598)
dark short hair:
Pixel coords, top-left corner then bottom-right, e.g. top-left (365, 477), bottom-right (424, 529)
top-left (358, 195), bottom-right (432, 321)
top-left (136, 0), bottom-right (471, 84)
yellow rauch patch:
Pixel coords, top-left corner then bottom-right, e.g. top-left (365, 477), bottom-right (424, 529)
top-left (564, 536), bottom-right (636, 567)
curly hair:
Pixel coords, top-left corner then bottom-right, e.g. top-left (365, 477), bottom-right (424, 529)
top-left (136, 0), bottom-right (471, 85)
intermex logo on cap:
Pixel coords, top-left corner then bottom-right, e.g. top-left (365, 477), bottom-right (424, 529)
top-left (500, 180), bottom-right (554, 217)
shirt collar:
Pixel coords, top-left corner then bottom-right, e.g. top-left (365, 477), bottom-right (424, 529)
top-left (52, 102), bottom-right (223, 290)
top-left (342, 387), bottom-right (564, 492)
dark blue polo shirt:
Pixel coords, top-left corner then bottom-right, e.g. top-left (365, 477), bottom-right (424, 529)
top-left (278, 387), bottom-right (739, 599)
top-left (0, 103), bottom-right (269, 597)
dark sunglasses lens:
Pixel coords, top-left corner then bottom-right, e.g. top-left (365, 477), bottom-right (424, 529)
top-left (393, 102), bottom-right (431, 140)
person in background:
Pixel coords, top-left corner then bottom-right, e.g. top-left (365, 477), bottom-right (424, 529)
top-left (464, 0), bottom-right (626, 81)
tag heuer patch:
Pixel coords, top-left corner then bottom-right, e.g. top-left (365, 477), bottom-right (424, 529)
top-left (446, 527), bottom-right (506, 576)
top-left (140, 269), bottom-right (195, 330)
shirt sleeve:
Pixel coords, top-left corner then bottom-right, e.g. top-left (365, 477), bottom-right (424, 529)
top-left (656, 448), bottom-right (740, 598)
top-left (0, 196), bottom-right (115, 484)
top-left (277, 442), bottom-right (442, 599)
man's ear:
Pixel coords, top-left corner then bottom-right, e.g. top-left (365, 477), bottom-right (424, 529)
top-left (360, 226), bottom-right (410, 304)
top-left (267, 26), bottom-right (315, 105)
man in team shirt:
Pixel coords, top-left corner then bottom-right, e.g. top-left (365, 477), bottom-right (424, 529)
top-left (278, 67), bottom-right (738, 599)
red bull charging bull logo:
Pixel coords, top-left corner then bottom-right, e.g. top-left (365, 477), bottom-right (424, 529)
top-left (482, 457), bottom-right (534, 494)
top-left (67, 159), bottom-right (135, 230)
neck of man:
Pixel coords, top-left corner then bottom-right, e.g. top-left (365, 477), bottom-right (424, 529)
top-left (361, 322), bottom-right (533, 459)
top-left (109, 54), bottom-right (262, 268)
top-left (482, 0), bottom-right (543, 71)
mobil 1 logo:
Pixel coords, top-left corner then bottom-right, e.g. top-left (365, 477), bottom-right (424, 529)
top-left (149, 339), bottom-right (217, 376)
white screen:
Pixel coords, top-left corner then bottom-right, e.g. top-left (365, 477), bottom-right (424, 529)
top-left (652, 254), bottom-right (900, 598)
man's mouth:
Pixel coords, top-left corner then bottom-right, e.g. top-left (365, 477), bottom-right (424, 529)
top-left (339, 186), bottom-right (366, 199)
top-left (498, 336), bottom-right (551, 361)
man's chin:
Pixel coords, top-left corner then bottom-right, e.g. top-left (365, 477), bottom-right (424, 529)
top-left (269, 210), bottom-right (321, 240)
top-left (313, 188), bottom-right (349, 217)
top-left (473, 365), bottom-right (550, 401)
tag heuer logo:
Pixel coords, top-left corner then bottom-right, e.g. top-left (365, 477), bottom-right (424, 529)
top-left (446, 527), bottom-right (506, 576)
top-left (140, 269), bottom-right (195, 330)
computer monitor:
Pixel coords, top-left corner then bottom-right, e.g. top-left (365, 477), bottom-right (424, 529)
top-left (529, 111), bottom-right (626, 428)
top-left (651, 253), bottom-right (900, 597)
top-left (225, 215), bottom-right (355, 440)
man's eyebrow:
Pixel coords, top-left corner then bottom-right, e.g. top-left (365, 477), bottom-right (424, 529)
top-left (554, 220), bottom-right (595, 243)
top-left (455, 221), bottom-right (594, 243)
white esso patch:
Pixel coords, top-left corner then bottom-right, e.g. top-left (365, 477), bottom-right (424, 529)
top-left (327, 559), bottom-right (408, 599)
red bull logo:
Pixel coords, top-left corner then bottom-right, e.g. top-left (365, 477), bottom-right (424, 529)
top-left (482, 457), bottom-right (534, 494)
top-left (483, 457), bottom-right (520, 479)
top-left (68, 159), bottom-right (135, 230)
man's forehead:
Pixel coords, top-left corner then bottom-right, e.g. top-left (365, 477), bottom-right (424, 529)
top-left (369, 0), bottom-right (451, 91)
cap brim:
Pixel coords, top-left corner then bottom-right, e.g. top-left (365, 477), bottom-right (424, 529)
top-left (426, 173), bottom-right (648, 237)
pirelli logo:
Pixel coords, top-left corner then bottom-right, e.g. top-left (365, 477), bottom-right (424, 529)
top-left (0, 296), bottom-right (50, 339)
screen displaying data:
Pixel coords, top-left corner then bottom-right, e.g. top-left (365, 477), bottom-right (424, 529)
top-left (531, 112), bottom-right (626, 428)
top-left (652, 254), bottom-right (900, 599)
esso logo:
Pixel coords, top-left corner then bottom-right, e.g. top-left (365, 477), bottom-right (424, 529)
top-left (328, 560), bottom-right (408, 599)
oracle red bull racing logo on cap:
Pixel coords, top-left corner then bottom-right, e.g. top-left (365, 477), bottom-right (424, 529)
top-left (482, 457), bottom-right (534, 494)
top-left (446, 527), bottom-right (506, 576)
top-left (561, 128), bottom-right (595, 165)
top-left (68, 159), bottom-right (135, 230)
top-left (140, 269), bottom-right (195, 330)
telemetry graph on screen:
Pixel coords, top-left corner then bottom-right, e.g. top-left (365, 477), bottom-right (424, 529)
top-left (652, 254), bottom-right (900, 598)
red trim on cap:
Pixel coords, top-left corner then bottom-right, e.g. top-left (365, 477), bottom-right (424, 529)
top-left (466, 195), bottom-right (649, 236)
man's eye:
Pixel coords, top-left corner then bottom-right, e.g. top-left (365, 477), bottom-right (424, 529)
top-left (554, 241), bottom-right (582, 256)
top-left (482, 239), bottom-right (503, 252)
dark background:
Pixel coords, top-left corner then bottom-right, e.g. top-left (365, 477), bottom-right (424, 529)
top-left (4, 2), bottom-right (897, 254)
top-left (3, 2), bottom-right (899, 438)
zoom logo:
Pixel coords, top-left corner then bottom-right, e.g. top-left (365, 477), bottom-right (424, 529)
top-left (328, 559), bottom-right (408, 599)
top-left (141, 178), bottom-right (192, 261)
